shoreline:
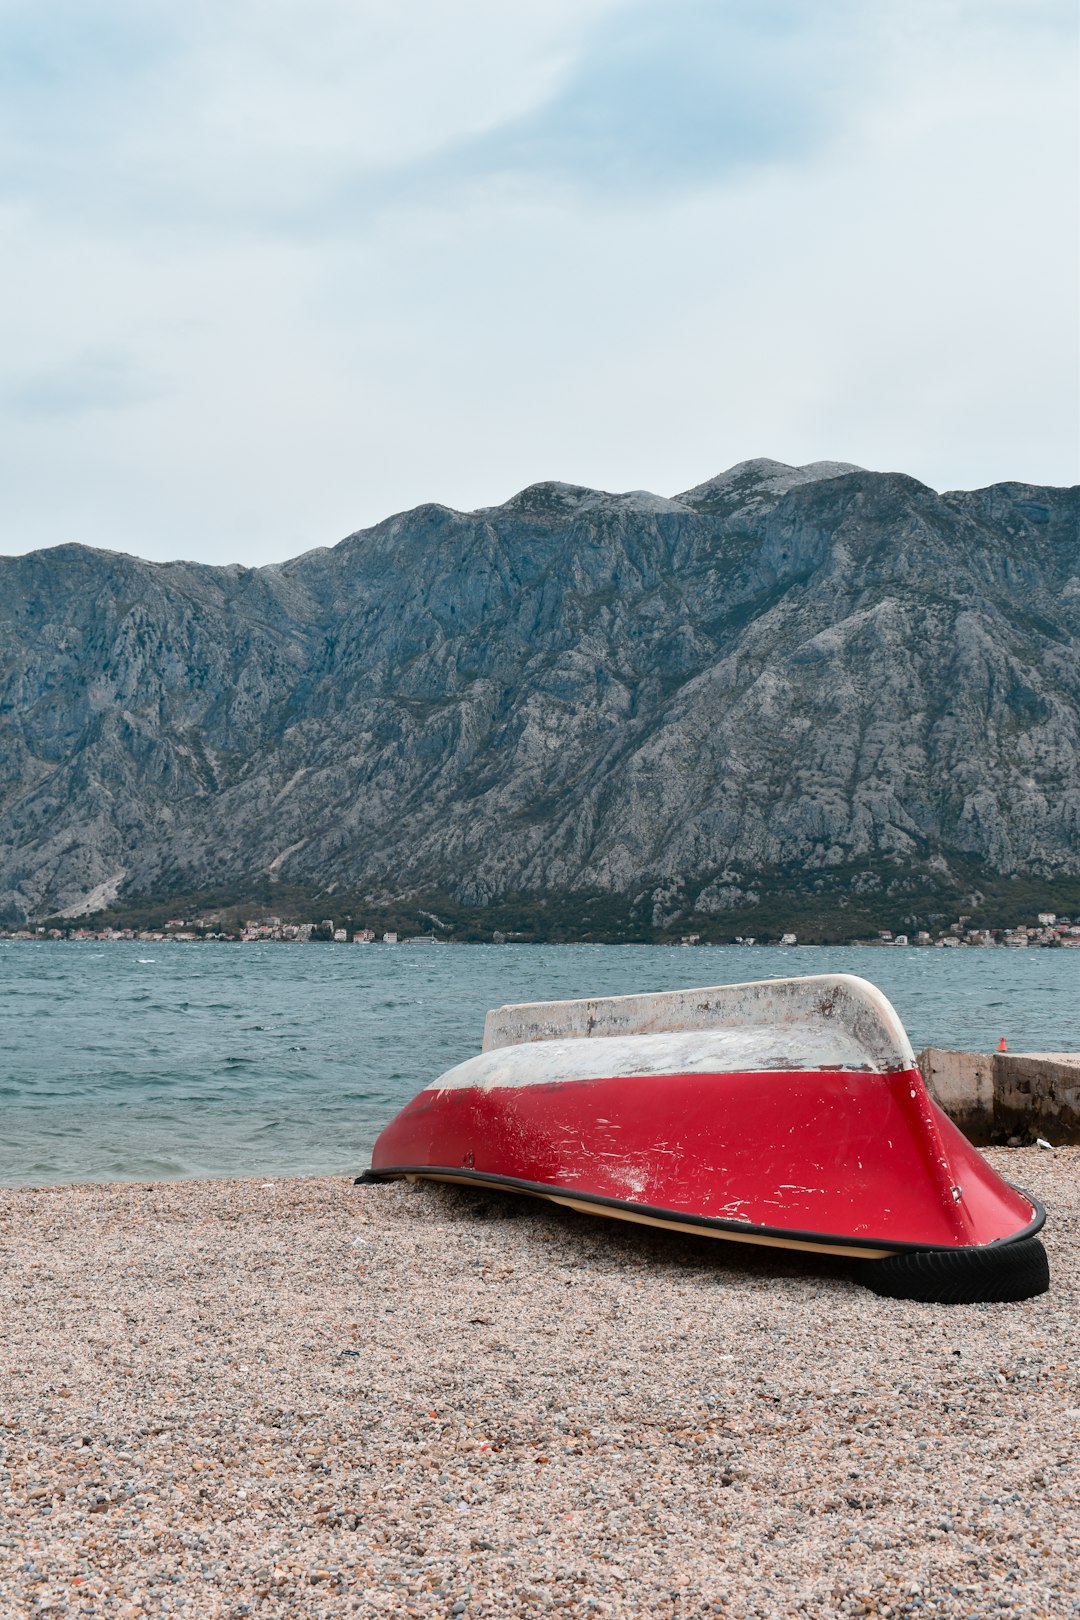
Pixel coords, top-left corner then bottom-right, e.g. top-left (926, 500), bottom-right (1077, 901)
top-left (1, 1156), bottom-right (1077, 1618)
top-left (6, 930), bottom-right (1080, 948)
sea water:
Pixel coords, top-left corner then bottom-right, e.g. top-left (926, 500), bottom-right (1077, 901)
top-left (0, 941), bottom-right (1077, 1186)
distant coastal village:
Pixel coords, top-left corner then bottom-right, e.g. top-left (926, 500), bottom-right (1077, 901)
top-left (4, 910), bottom-right (1080, 947)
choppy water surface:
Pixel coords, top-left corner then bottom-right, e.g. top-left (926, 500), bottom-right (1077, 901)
top-left (0, 941), bottom-right (1077, 1185)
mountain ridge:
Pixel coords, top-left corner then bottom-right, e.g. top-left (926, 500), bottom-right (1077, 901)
top-left (2, 459), bottom-right (1078, 934)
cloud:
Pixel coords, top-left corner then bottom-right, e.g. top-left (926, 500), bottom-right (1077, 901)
top-left (0, 0), bottom-right (629, 232)
top-left (0, 0), bottom-right (865, 234)
top-left (0, 0), bottom-right (1074, 564)
top-left (402, 0), bottom-right (861, 201)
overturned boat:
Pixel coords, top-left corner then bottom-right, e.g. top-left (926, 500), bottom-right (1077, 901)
top-left (361, 974), bottom-right (1049, 1302)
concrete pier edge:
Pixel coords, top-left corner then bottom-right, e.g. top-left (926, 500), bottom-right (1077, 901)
top-left (918, 1048), bottom-right (1080, 1145)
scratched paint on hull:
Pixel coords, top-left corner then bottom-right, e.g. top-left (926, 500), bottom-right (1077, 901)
top-left (371, 1067), bottom-right (1036, 1250)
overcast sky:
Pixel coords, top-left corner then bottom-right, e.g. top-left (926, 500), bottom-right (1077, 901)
top-left (1, 0), bottom-right (1077, 565)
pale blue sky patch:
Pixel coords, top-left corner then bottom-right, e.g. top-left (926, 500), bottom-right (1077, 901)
top-left (0, 349), bottom-right (170, 418)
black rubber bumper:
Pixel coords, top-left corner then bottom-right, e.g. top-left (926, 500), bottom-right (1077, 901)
top-left (858, 1235), bottom-right (1050, 1303)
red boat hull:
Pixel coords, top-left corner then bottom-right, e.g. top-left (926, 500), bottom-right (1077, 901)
top-left (370, 1064), bottom-right (1038, 1256)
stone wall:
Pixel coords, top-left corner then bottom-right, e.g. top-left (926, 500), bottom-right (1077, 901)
top-left (918, 1048), bottom-right (1080, 1145)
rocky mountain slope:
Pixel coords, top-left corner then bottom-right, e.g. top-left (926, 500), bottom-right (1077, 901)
top-left (1, 459), bottom-right (1078, 933)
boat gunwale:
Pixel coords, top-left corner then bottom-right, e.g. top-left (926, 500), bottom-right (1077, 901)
top-left (358, 1164), bottom-right (1046, 1257)
top-left (481, 973), bottom-right (917, 1074)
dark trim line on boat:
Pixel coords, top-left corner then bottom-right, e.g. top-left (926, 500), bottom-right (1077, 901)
top-left (355, 1165), bottom-right (1046, 1256)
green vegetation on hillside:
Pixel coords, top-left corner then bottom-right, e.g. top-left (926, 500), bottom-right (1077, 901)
top-left (40, 860), bottom-right (1080, 945)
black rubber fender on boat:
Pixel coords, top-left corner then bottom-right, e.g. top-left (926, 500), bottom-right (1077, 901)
top-left (858, 1235), bottom-right (1050, 1304)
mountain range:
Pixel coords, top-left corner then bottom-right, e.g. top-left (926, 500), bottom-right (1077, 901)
top-left (2, 457), bottom-right (1078, 938)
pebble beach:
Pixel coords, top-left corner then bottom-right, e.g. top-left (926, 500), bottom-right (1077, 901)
top-left (1, 1151), bottom-right (1076, 1620)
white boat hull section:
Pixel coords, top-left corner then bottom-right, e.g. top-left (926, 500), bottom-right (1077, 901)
top-left (436, 1022), bottom-right (891, 1094)
top-left (481, 973), bottom-right (916, 1074)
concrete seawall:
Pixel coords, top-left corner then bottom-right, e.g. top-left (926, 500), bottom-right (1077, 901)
top-left (918, 1048), bottom-right (1080, 1145)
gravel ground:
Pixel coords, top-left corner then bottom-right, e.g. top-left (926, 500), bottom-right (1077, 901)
top-left (0, 1149), bottom-right (1076, 1620)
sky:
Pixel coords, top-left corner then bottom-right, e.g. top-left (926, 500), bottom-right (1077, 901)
top-left (1, 0), bottom-right (1077, 565)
